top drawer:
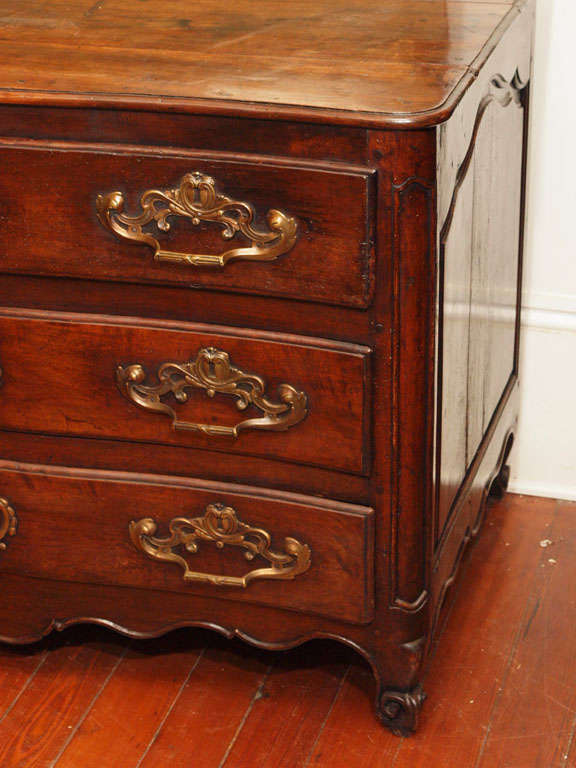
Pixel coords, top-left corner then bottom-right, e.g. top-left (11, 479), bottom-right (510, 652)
top-left (0, 144), bottom-right (375, 308)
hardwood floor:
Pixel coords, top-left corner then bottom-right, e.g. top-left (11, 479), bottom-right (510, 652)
top-left (0, 493), bottom-right (572, 768)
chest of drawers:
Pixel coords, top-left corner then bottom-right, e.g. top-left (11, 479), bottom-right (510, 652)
top-left (0, 0), bottom-right (533, 735)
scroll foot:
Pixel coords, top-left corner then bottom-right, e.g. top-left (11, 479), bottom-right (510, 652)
top-left (376, 684), bottom-right (426, 736)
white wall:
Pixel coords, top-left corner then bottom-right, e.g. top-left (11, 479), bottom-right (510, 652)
top-left (510, 0), bottom-right (576, 499)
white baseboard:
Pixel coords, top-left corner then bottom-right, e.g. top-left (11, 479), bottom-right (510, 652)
top-left (521, 306), bottom-right (576, 332)
top-left (509, 481), bottom-right (576, 502)
top-left (522, 290), bottom-right (576, 317)
top-left (512, 305), bottom-right (576, 502)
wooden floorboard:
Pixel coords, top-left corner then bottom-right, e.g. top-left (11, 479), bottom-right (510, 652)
top-left (393, 494), bottom-right (559, 768)
top-left (0, 626), bottom-right (128, 768)
top-left (0, 494), bottom-right (573, 768)
top-left (137, 640), bottom-right (271, 768)
top-left (216, 642), bottom-right (351, 768)
top-left (476, 499), bottom-right (576, 768)
top-left (53, 630), bottom-right (206, 768)
top-left (0, 647), bottom-right (47, 723)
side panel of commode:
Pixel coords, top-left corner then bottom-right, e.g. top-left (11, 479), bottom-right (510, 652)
top-left (432, 1), bottom-right (533, 629)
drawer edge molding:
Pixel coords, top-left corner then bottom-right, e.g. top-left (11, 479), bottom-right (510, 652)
top-left (129, 502), bottom-right (311, 588)
top-left (0, 305), bottom-right (372, 356)
top-left (117, 345), bottom-right (308, 437)
top-left (96, 170), bottom-right (299, 268)
top-left (0, 458), bottom-right (372, 516)
top-left (0, 497), bottom-right (17, 551)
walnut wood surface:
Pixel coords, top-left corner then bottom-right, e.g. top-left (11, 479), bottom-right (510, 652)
top-left (0, 462), bottom-right (374, 624)
top-left (434, 6), bottom-right (531, 549)
top-left (0, 351), bottom-right (522, 735)
top-left (368, 130), bottom-right (437, 615)
top-left (0, 106), bottom-right (369, 163)
top-left (0, 274), bottom-right (371, 345)
top-left (0, 495), bottom-right (568, 767)
top-left (0, 0), bottom-right (523, 126)
top-left (0, 0), bottom-right (534, 735)
top-left (0, 430), bottom-right (372, 507)
top-left (0, 310), bottom-right (371, 474)
top-left (0, 143), bottom-right (376, 307)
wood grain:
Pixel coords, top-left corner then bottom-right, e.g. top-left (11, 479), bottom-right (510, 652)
top-left (0, 143), bottom-right (376, 308)
top-left (0, 627), bottom-right (128, 768)
top-left (137, 641), bottom-right (270, 768)
top-left (0, 429), bottom-right (371, 507)
top-left (0, 461), bottom-right (375, 624)
top-left (53, 631), bottom-right (205, 768)
top-left (214, 641), bottom-right (351, 768)
top-left (0, 273), bottom-right (372, 345)
top-left (0, 1), bottom-right (525, 126)
top-left (0, 310), bottom-right (372, 474)
top-left (435, 4), bottom-right (530, 546)
top-left (0, 105), bottom-right (368, 163)
top-left (394, 494), bottom-right (558, 767)
top-left (0, 0), bottom-right (535, 736)
top-left (0, 494), bottom-right (569, 766)
top-left (475, 500), bottom-right (576, 767)
top-left (0, 647), bottom-right (48, 720)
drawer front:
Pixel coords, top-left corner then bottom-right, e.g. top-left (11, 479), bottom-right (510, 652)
top-left (0, 465), bottom-right (375, 624)
top-left (0, 144), bottom-right (375, 308)
top-left (0, 311), bottom-right (371, 474)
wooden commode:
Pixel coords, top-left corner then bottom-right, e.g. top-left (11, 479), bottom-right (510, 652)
top-left (0, 0), bottom-right (533, 734)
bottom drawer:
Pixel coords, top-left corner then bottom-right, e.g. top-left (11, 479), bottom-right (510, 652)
top-left (0, 463), bottom-right (374, 625)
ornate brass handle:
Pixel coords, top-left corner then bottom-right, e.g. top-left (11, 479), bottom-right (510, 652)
top-left (117, 346), bottom-right (308, 437)
top-left (96, 171), bottom-right (298, 268)
top-left (129, 503), bottom-right (311, 588)
top-left (0, 497), bottom-right (17, 552)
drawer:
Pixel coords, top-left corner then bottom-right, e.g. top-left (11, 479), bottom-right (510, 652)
top-left (0, 464), bottom-right (375, 624)
top-left (0, 310), bottom-right (372, 474)
top-left (0, 143), bottom-right (375, 308)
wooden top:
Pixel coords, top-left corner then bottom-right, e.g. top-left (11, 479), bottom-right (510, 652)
top-left (0, 0), bottom-right (527, 127)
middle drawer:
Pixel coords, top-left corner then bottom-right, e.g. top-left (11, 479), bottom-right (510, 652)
top-left (0, 311), bottom-right (371, 474)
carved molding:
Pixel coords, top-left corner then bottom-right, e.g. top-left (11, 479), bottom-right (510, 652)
top-left (393, 589), bottom-right (429, 613)
top-left (377, 684), bottom-right (427, 736)
top-left (440, 71), bottom-right (527, 244)
top-left (431, 425), bottom-right (516, 644)
top-left (390, 177), bottom-right (435, 613)
top-left (435, 70), bottom-right (527, 545)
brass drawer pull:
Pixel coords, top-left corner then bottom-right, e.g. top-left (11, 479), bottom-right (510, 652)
top-left (0, 497), bottom-right (17, 552)
top-left (117, 346), bottom-right (308, 437)
top-left (96, 171), bottom-right (298, 268)
top-left (130, 503), bottom-right (311, 588)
